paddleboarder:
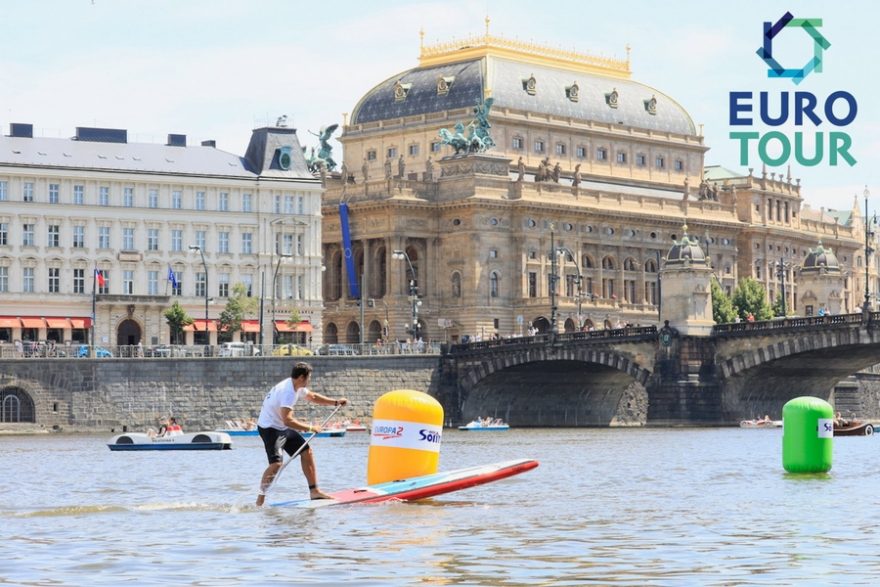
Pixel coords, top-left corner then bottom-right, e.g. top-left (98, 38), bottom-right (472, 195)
top-left (255, 362), bottom-right (348, 506)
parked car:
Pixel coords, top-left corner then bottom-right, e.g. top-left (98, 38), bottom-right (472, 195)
top-left (218, 342), bottom-right (260, 357)
top-left (148, 344), bottom-right (173, 357)
top-left (271, 344), bottom-right (313, 356)
top-left (317, 344), bottom-right (357, 356)
top-left (76, 345), bottom-right (113, 358)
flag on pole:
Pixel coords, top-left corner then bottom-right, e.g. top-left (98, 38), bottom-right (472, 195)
top-left (167, 265), bottom-right (178, 289)
top-left (95, 268), bottom-right (105, 288)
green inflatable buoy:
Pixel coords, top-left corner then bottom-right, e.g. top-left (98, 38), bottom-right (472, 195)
top-left (782, 396), bottom-right (833, 473)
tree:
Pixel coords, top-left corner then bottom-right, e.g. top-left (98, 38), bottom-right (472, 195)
top-left (771, 292), bottom-right (793, 318)
top-left (217, 283), bottom-right (259, 343)
top-left (164, 301), bottom-right (193, 344)
top-left (711, 276), bottom-right (738, 324)
top-left (732, 277), bottom-right (773, 321)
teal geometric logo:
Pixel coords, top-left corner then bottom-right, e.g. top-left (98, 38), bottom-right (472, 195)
top-left (756, 11), bottom-right (830, 85)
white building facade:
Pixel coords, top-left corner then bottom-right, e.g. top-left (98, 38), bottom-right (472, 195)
top-left (0, 122), bottom-right (323, 350)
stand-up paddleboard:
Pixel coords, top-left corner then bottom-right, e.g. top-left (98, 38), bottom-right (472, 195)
top-left (271, 458), bottom-right (538, 508)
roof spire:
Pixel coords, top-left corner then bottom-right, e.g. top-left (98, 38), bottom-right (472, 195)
top-left (484, 14), bottom-right (490, 39)
top-left (419, 27), bottom-right (425, 53)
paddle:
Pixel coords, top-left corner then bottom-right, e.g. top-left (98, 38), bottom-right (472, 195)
top-left (262, 403), bottom-right (343, 498)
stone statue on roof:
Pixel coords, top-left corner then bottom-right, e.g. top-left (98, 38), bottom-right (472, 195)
top-left (308, 124), bottom-right (339, 171)
top-left (438, 97), bottom-right (496, 155)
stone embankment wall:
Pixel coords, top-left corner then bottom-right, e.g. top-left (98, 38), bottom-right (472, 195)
top-left (0, 356), bottom-right (440, 433)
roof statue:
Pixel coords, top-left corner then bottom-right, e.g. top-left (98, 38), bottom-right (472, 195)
top-left (306, 124), bottom-right (339, 172)
top-left (438, 97), bottom-right (495, 155)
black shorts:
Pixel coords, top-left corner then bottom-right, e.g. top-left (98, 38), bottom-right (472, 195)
top-left (258, 426), bottom-right (308, 464)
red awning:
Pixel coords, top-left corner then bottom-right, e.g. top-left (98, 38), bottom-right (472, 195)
top-left (46, 318), bottom-right (72, 329)
top-left (184, 319), bottom-right (218, 332)
top-left (21, 318), bottom-right (45, 328)
top-left (70, 317), bottom-right (92, 329)
top-left (274, 320), bottom-right (313, 333)
top-left (240, 320), bottom-right (260, 333)
top-left (0, 317), bottom-right (20, 328)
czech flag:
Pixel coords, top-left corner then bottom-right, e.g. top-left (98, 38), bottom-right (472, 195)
top-left (95, 268), bottom-right (106, 288)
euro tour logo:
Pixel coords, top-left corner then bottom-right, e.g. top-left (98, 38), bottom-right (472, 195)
top-left (729, 11), bottom-right (857, 168)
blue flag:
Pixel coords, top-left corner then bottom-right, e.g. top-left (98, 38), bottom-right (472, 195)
top-left (167, 265), bottom-right (178, 289)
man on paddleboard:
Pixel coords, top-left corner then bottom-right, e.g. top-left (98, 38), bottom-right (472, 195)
top-left (255, 362), bottom-right (348, 506)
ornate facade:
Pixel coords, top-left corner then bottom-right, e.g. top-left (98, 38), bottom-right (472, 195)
top-left (320, 31), bottom-right (878, 344)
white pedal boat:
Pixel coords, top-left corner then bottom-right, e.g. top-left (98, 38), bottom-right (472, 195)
top-left (107, 431), bottom-right (233, 451)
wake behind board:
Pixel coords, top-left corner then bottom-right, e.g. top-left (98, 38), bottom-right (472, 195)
top-left (271, 458), bottom-right (538, 508)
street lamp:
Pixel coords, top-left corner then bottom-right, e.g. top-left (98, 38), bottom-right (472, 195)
top-left (555, 245), bottom-right (582, 330)
top-left (864, 185), bottom-right (874, 316)
top-left (188, 245), bottom-right (208, 345)
top-left (392, 249), bottom-right (420, 341)
top-left (775, 259), bottom-right (793, 317)
top-left (548, 225), bottom-right (559, 334)
top-left (271, 253), bottom-right (293, 344)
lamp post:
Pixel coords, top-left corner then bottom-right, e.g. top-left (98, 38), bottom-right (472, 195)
top-left (555, 245), bottom-right (582, 329)
top-left (549, 225), bottom-right (558, 334)
top-left (271, 253), bottom-right (293, 345)
top-left (188, 245), bottom-right (208, 344)
top-left (864, 186), bottom-right (874, 316)
top-left (775, 259), bottom-right (792, 317)
top-left (392, 249), bottom-right (420, 341)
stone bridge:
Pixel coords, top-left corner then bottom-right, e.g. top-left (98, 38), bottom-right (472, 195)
top-left (439, 314), bottom-right (880, 426)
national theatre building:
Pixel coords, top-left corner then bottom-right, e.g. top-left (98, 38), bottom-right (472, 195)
top-left (320, 30), bottom-right (876, 344)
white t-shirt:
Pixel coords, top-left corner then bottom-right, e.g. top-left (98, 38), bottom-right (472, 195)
top-left (257, 378), bottom-right (309, 430)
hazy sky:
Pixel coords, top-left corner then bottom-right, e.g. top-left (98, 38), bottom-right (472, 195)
top-left (2, 0), bottom-right (876, 212)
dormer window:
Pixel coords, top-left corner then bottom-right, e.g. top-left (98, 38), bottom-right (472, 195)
top-left (437, 76), bottom-right (455, 96)
top-left (393, 80), bottom-right (412, 102)
top-left (605, 88), bottom-right (619, 109)
top-left (566, 81), bottom-right (580, 102)
top-left (276, 146), bottom-right (293, 170)
top-left (645, 94), bottom-right (657, 115)
top-left (522, 74), bottom-right (537, 95)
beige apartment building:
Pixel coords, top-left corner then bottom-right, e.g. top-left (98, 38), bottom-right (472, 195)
top-left (0, 122), bottom-right (323, 350)
top-left (320, 30), bottom-right (877, 344)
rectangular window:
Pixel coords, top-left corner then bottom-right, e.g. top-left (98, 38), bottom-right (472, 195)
top-left (0, 223), bottom-right (7, 245)
top-left (241, 274), bottom-right (253, 297)
top-left (387, 147), bottom-right (397, 159)
top-left (219, 192), bottom-right (229, 211)
top-left (23, 182), bottom-right (34, 202)
top-left (49, 184), bottom-right (60, 204)
top-left (645, 281), bottom-right (657, 305)
top-left (218, 231), bottom-right (229, 253)
top-left (655, 155), bottom-right (665, 169)
top-left (297, 275), bottom-right (304, 300)
top-left (196, 230), bottom-right (206, 251)
top-left (408, 144), bottom-right (419, 157)
top-left (100, 186), bottom-right (110, 206)
top-left (98, 226), bottom-right (110, 249)
top-left (171, 229), bottom-right (182, 252)
top-left (48, 268), bottom-right (60, 293)
top-left (242, 232), bottom-right (253, 254)
top-left (148, 189), bottom-right (159, 208)
top-left (617, 151), bottom-right (627, 164)
top-left (22, 223), bottom-right (35, 246)
top-left (534, 140), bottom-right (545, 153)
top-left (147, 228), bottom-right (159, 251)
top-left (242, 193), bottom-right (252, 212)
top-left (296, 233), bottom-right (304, 256)
top-left (596, 148), bottom-right (607, 161)
top-left (274, 194), bottom-right (282, 213)
top-left (0, 267), bottom-right (6, 292)
top-left (123, 227), bottom-right (135, 250)
top-left (431, 141), bottom-right (441, 153)
top-left (23, 267), bottom-right (34, 293)
top-left (73, 225), bottom-right (85, 248)
top-left (674, 159), bottom-right (684, 172)
top-left (99, 270), bottom-right (109, 294)
top-left (624, 279), bottom-right (636, 303)
top-left (172, 190), bottom-right (182, 209)
top-left (297, 195), bottom-right (304, 215)
top-left (555, 143), bottom-right (566, 156)
top-left (284, 195), bottom-right (294, 214)
top-left (281, 274), bottom-right (293, 299)
top-left (219, 273), bottom-right (230, 297)
top-left (636, 154), bottom-right (646, 167)
top-left (367, 150), bottom-right (377, 161)
top-left (576, 146), bottom-right (586, 159)
top-left (172, 272), bottom-right (182, 296)
top-left (73, 268), bottom-right (85, 294)
top-left (195, 272), bottom-right (207, 297)
top-left (196, 191), bottom-right (206, 210)
top-left (282, 233), bottom-right (294, 255)
top-left (0, 181), bottom-right (6, 201)
top-left (124, 187), bottom-right (134, 207)
top-left (148, 271), bottom-right (159, 295)
top-left (512, 137), bottom-right (523, 150)
top-left (74, 185), bottom-right (84, 205)
top-left (123, 270), bottom-right (134, 294)
top-left (528, 272), bottom-right (537, 298)
top-left (47, 225), bottom-right (60, 247)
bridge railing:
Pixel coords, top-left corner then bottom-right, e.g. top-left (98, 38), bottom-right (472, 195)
top-left (712, 312), bottom-right (865, 336)
top-left (447, 325), bottom-right (658, 355)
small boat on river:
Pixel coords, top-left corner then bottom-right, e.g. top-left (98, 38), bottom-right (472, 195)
top-left (458, 418), bottom-right (510, 431)
top-left (108, 431), bottom-right (233, 451)
top-left (302, 427), bottom-right (347, 439)
top-left (344, 419), bottom-right (368, 432)
top-left (740, 418), bottom-right (782, 428)
top-left (834, 420), bottom-right (874, 436)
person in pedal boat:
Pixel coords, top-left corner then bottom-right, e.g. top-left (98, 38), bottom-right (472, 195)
top-left (164, 417), bottom-right (183, 436)
top-left (255, 362), bottom-right (348, 506)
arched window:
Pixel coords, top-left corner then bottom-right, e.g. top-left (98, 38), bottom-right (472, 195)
top-left (623, 258), bottom-right (637, 271)
top-left (602, 257), bottom-right (615, 270)
top-left (451, 272), bottom-right (462, 298)
top-left (644, 258), bottom-right (658, 273)
top-left (582, 255), bottom-right (594, 269)
top-left (324, 322), bottom-right (338, 344)
top-left (490, 271), bottom-right (499, 298)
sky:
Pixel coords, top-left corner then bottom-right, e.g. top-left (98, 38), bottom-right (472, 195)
top-left (1, 0), bottom-right (877, 212)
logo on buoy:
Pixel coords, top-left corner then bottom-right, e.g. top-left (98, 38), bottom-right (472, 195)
top-left (372, 424), bottom-right (404, 440)
top-left (419, 429), bottom-right (442, 444)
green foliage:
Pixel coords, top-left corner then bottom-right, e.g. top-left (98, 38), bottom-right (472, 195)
top-left (285, 307), bottom-right (302, 327)
top-left (771, 292), bottom-right (793, 318)
top-left (163, 301), bottom-right (193, 344)
top-left (217, 283), bottom-right (258, 343)
top-left (711, 277), bottom-right (738, 324)
top-left (732, 277), bottom-right (773, 321)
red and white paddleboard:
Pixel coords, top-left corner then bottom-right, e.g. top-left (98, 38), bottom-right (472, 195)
top-left (270, 458), bottom-right (538, 508)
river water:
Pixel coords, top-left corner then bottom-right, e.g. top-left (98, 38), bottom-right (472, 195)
top-left (2, 427), bottom-right (879, 586)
